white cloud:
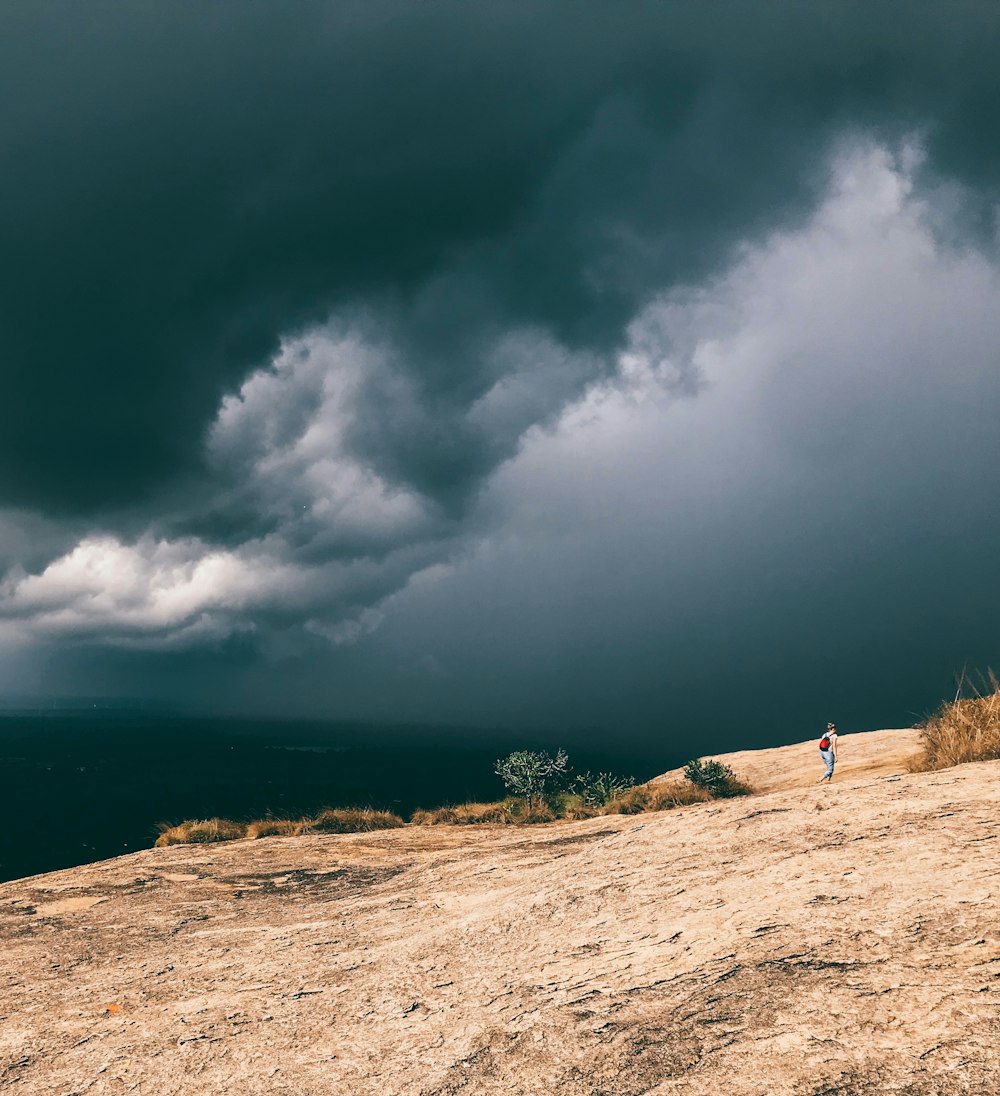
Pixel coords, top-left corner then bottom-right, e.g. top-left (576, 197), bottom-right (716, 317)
top-left (525, 138), bottom-right (1000, 468)
top-left (209, 331), bottom-right (438, 552)
top-left (0, 536), bottom-right (285, 646)
top-left (0, 527), bottom-right (447, 649)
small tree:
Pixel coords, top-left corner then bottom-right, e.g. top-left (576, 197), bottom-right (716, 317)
top-left (574, 770), bottom-right (635, 808)
top-left (682, 758), bottom-right (748, 798)
top-left (495, 748), bottom-right (570, 806)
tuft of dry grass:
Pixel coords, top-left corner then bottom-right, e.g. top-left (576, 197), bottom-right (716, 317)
top-left (298, 808), bottom-right (405, 834)
top-left (411, 801), bottom-right (517, 825)
top-left (558, 798), bottom-right (603, 821)
top-left (910, 672), bottom-right (1000, 772)
top-left (512, 802), bottom-right (558, 824)
top-left (244, 818), bottom-right (303, 840)
top-left (604, 779), bottom-right (713, 815)
top-left (155, 818), bottom-right (247, 847)
top-left (412, 797), bottom-right (599, 826)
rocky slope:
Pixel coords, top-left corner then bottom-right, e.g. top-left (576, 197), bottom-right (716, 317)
top-left (1, 728), bottom-right (998, 1095)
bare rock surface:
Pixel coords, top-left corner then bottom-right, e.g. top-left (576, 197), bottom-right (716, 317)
top-left (652, 727), bottom-right (923, 794)
top-left (1, 728), bottom-right (998, 1095)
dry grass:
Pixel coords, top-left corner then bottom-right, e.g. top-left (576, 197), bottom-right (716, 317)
top-left (909, 673), bottom-right (1000, 772)
top-left (557, 798), bottom-right (603, 821)
top-left (155, 818), bottom-right (247, 847)
top-left (156, 808), bottom-right (404, 847)
top-left (411, 801), bottom-right (517, 825)
top-left (604, 780), bottom-right (714, 816)
top-left (298, 808), bottom-right (405, 834)
top-left (244, 818), bottom-right (303, 840)
top-left (513, 802), bottom-right (558, 824)
top-left (153, 763), bottom-right (756, 848)
top-left (412, 797), bottom-right (601, 826)
top-left (154, 779), bottom-right (744, 846)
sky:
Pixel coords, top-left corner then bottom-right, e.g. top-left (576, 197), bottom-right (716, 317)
top-left (1, 2), bottom-right (999, 749)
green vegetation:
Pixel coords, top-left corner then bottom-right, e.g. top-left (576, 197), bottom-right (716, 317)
top-left (154, 748), bottom-right (754, 846)
top-left (494, 748), bottom-right (570, 806)
top-left (151, 673), bottom-right (1000, 850)
top-left (910, 672), bottom-right (1000, 772)
top-left (574, 770), bottom-right (635, 807)
top-left (682, 758), bottom-right (753, 798)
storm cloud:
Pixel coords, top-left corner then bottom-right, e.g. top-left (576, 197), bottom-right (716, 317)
top-left (1, 3), bottom-right (999, 732)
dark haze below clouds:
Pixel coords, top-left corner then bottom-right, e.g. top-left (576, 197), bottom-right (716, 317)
top-left (1, 2), bottom-right (1000, 745)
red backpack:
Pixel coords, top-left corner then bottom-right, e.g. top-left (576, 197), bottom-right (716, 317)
top-left (819, 733), bottom-right (832, 750)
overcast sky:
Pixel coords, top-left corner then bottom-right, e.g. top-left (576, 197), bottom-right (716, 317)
top-left (1, 2), bottom-right (999, 749)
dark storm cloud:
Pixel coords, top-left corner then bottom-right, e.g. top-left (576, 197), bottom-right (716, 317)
top-left (3, 1), bottom-right (1000, 672)
top-left (246, 144), bottom-right (1000, 738)
top-left (3, 0), bottom-right (1000, 522)
top-left (1, 0), bottom-right (622, 513)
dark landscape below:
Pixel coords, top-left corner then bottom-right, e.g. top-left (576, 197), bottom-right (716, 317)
top-left (0, 712), bottom-right (686, 883)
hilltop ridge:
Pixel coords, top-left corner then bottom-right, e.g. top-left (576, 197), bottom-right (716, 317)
top-left (653, 725), bottom-right (921, 794)
top-left (1, 728), bottom-right (997, 1095)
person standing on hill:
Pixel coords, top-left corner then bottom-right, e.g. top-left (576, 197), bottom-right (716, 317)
top-left (818, 723), bottom-right (838, 783)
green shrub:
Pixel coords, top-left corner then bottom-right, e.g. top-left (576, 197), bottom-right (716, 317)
top-left (574, 770), bottom-right (635, 807)
top-left (682, 758), bottom-right (752, 798)
top-left (495, 748), bottom-right (570, 806)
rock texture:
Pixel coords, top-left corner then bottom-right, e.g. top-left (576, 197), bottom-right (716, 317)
top-left (2, 728), bottom-right (998, 1095)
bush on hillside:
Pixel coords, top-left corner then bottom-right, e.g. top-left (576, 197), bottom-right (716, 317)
top-left (910, 672), bottom-right (1000, 772)
top-left (683, 758), bottom-right (752, 798)
top-left (495, 748), bottom-right (570, 806)
top-left (574, 770), bottom-right (635, 808)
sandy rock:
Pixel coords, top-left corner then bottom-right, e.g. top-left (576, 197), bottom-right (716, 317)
top-left (1, 728), bottom-right (997, 1095)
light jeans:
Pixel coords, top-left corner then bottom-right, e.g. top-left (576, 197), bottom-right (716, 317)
top-left (820, 748), bottom-right (835, 780)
